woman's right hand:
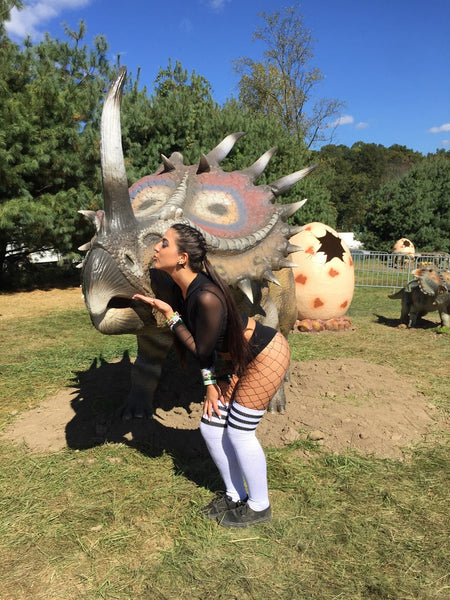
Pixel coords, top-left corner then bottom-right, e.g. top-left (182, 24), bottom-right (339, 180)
top-left (132, 294), bottom-right (174, 319)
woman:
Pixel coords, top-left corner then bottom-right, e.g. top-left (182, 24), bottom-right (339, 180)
top-left (133, 223), bottom-right (290, 528)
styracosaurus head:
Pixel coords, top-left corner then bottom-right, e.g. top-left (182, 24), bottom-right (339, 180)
top-left (80, 67), bottom-right (316, 335)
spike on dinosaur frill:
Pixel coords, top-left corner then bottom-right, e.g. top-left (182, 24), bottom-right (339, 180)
top-left (263, 270), bottom-right (281, 286)
top-left (286, 243), bottom-right (303, 254)
top-left (78, 209), bottom-right (96, 222)
top-left (205, 132), bottom-right (245, 166)
top-left (78, 242), bottom-right (92, 252)
top-left (168, 151), bottom-right (184, 165)
top-left (237, 278), bottom-right (254, 303)
top-left (78, 210), bottom-right (104, 232)
top-left (161, 154), bottom-right (176, 172)
top-left (289, 225), bottom-right (305, 236)
top-left (280, 199), bottom-right (308, 220)
top-left (241, 147), bottom-right (277, 182)
top-left (270, 165), bottom-right (318, 197)
top-left (279, 258), bottom-right (299, 269)
top-left (197, 154), bottom-right (211, 174)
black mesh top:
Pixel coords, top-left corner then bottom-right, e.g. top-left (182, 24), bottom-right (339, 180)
top-left (171, 272), bottom-right (277, 370)
top-left (171, 272), bottom-right (229, 369)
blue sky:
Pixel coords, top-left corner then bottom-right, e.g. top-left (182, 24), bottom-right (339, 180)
top-left (6, 0), bottom-right (450, 155)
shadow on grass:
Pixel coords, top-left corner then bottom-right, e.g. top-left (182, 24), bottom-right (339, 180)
top-left (65, 351), bottom-right (218, 489)
top-left (374, 313), bottom-right (440, 329)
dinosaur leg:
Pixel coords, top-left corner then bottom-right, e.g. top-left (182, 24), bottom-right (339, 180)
top-left (121, 331), bottom-right (172, 420)
top-left (439, 310), bottom-right (450, 327)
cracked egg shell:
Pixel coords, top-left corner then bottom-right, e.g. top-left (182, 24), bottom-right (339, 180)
top-left (290, 222), bottom-right (355, 320)
top-left (392, 238), bottom-right (415, 256)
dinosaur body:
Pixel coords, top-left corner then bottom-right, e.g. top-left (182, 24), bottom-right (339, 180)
top-left (80, 67), bottom-right (316, 414)
top-left (389, 268), bottom-right (450, 328)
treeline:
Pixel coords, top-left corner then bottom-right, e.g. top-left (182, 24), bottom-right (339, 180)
top-left (1, 19), bottom-right (448, 286)
top-left (314, 143), bottom-right (449, 252)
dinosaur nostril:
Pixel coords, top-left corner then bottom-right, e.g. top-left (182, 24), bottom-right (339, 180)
top-left (124, 254), bottom-right (135, 268)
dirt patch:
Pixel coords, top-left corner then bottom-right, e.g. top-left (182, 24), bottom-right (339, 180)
top-left (0, 287), bottom-right (84, 319)
top-left (2, 357), bottom-right (441, 460)
top-left (0, 287), bottom-right (445, 459)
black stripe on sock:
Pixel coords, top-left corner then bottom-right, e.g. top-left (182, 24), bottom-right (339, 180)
top-left (200, 417), bottom-right (227, 428)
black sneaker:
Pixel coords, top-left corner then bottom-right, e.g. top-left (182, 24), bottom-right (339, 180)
top-left (201, 493), bottom-right (247, 519)
top-left (218, 502), bottom-right (272, 528)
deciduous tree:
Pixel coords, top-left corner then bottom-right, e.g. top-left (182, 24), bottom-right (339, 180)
top-left (233, 3), bottom-right (345, 148)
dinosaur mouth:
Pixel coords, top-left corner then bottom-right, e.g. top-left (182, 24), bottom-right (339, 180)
top-left (107, 296), bottom-right (134, 309)
top-left (82, 248), bottom-right (155, 334)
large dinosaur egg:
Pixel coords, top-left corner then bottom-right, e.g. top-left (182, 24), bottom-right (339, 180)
top-left (392, 238), bottom-right (415, 256)
top-left (290, 222), bottom-right (355, 320)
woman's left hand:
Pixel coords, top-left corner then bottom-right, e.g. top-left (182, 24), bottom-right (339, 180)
top-left (203, 383), bottom-right (224, 421)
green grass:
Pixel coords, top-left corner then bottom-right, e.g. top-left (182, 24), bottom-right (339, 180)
top-left (0, 288), bottom-right (449, 600)
top-left (0, 308), bottom-right (137, 424)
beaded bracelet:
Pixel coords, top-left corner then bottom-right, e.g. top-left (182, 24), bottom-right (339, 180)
top-left (166, 312), bottom-right (183, 330)
top-left (201, 367), bottom-right (217, 386)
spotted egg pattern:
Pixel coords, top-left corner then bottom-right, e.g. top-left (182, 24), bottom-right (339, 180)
top-left (392, 238), bottom-right (415, 256)
top-left (290, 222), bottom-right (355, 320)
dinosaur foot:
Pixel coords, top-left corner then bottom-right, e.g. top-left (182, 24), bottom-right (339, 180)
top-left (294, 316), bottom-right (352, 333)
top-left (114, 400), bottom-right (153, 421)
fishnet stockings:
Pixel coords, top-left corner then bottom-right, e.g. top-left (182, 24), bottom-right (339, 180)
top-left (218, 332), bottom-right (291, 411)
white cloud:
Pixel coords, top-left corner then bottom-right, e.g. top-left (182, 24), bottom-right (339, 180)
top-left (441, 139), bottom-right (450, 147)
top-left (328, 115), bottom-right (354, 128)
top-left (208, 0), bottom-right (230, 10)
top-left (428, 123), bottom-right (450, 134)
top-left (356, 122), bottom-right (369, 130)
top-left (6, 0), bottom-right (91, 40)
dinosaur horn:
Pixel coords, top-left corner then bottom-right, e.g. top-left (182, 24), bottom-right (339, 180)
top-left (78, 210), bottom-right (104, 232)
top-left (237, 278), bottom-right (254, 304)
top-left (286, 242), bottom-right (303, 254)
top-left (100, 66), bottom-right (136, 233)
top-left (205, 132), bottom-right (246, 166)
top-left (197, 154), bottom-right (211, 174)
top-left (289, 225), bottom-right (305, 236)
top-left (154, 173), bottom-right (189, 219)
top-left (161, 154), bottom-right (176, 172)
top-left (269, 165), bottom-right (318, 197)
top-left (263, 270), bottom-right (281, 286)
top-left (278, 258), bottom-right (299, 269)
top-left (280, 199), bottom-right (308, 220)
top-left (168, 151), bottom-right (184, 165)
top-left (241, 147), bottom-right (277, 182)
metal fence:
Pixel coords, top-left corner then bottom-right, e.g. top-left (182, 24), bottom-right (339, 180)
top-left (350, 251), bottom-right (450, 290)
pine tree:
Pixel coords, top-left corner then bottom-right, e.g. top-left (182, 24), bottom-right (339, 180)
top-left (0, 22), bottom-right (112, 280)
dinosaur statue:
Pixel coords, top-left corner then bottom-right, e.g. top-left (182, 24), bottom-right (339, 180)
top-left (389, 267), bottom-right (450, 328)
top-left (79, 67), bottom-right (316, 416)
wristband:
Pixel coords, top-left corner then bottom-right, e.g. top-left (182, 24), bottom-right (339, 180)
top-left (166, 312), bottom-right (183, 330)
top-left (201, 367), bottom-right (217, 386)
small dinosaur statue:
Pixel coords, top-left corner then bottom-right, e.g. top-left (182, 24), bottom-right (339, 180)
top-left (80, 67), bottom-right (317, 416)
top-left (389, 267), bottom-right (450, 328)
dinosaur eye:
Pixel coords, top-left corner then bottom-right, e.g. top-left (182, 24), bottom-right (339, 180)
top-left (187, 186), bottom-right (246, 231)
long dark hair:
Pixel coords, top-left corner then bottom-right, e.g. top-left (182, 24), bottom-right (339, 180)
top-left (171, 223), bottom-right (252, 376)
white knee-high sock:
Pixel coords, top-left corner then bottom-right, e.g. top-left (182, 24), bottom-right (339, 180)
top-left (199, 402), bottom-right (247, 501)
top-left (226, 403), bottom-right (270, 512)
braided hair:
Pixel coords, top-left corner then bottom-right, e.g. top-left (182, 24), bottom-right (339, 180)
top-left (171, 223), bottom-right (252, 376)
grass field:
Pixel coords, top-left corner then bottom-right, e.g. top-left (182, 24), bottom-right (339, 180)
top-left (0, 288), bottom-right (449, 600)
